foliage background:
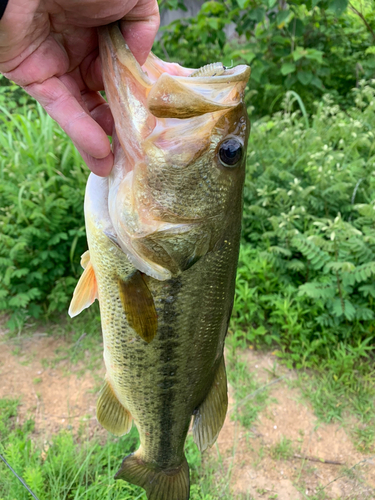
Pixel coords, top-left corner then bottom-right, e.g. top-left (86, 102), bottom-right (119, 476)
top-left (1, 2), bottom-right (375, 498)
top-left (0, 0), bottom-right (375, 369)
top-left (156, 0), bottom-right (375, 117)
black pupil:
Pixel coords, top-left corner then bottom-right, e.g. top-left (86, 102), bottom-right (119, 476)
top-left (219, 138), bottom-right (242, 167)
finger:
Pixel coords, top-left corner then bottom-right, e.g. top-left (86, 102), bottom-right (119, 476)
top-left (78, 46), bottom-right (104, 92)
top-left (75, 144), bottom-right (114, 177)
top-left (59, 73), bottom-right (113, 135)
top-left (82, 92), bottom-right (113, 136)
top-left (120, 0), bottom-right (160, 65)
top-left (24, 76), bottom-right (112, 161)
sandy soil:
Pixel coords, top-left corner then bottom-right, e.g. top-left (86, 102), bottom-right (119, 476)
top-left (213, 350), bottom-right (375, 499)
top-left (0, 330), bottom-right (374, 499)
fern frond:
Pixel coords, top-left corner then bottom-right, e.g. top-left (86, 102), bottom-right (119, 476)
top-left (292, 236), bottom-right (331, 270)
top-left (298, 282), bottom-right (336, 299)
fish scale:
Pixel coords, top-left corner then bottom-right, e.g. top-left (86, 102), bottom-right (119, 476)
top-left (69, 22), bottom-right (250, 500)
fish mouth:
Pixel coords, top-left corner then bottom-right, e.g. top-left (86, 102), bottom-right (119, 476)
top-left (99, 23), bottom-right (250, 121)
top-left (98, 23), bottom-right (250, 280)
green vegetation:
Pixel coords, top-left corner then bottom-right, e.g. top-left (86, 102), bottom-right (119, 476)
top-left (156, 0), bottom-right (375, 117)
top-left (233, 83), bottom-right (375, 369)
top-left (1, 80), bottom-right (375, 382)
top-left (0, 102), bottom-right (87, 330)
top-left (227, 351), bottom-right (272, 428)
top-left (0, 398), bottom-right (220, 500)
top-left (270, 436), bottom-right (294, 460)
top-left (1, 2), bottom-right (375, 496)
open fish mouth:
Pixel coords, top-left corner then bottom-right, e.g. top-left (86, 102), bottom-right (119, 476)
top-left (98, 24), bottom-right (250, 280)
top-left (99, 23), bottom-right (250, 119)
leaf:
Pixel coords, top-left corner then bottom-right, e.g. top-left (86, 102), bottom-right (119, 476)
top-left (358, 284), bottom-right (375, 298)
top-left (328, 0), bottom-right (349, 16)
top-left (297, 71), bottom-right (313, 85)
top-left (356, 307), bottom-right (375, 321)
top-left (276, 9), bottom-right (290, 28)
top-left (325, 261), bottom-right (355, 273)
top-left (292, 47), bottom-right (307, 62)
top-left (311, 76), bottom-right (324, 89)
top-left (298, 282), bottom-right (336, 299)
top-left (305, 49), bottom-right (324, 64)
top-left (292, 236), bottom-right (330, 270)
top-left (331, 298), bottom-right (345, 317)
top-left (12, 268), bottom-right (29, 279)
top-left (353, 262), bottom-right (375, 283)
top-left (343, 300), bottom-right (356, 321)
top-left (286, 259), bottom-right (306, 272)
top-left (269, 246), bottom-right (292, 257)
top-left (9, 293), bottom-right (32, 308)
top-left (248, 7), bottom-right (265, 23)
top-left (237, 0), bottom-right (249, 8)
top-left (281, 63), bottom-right (296, 75)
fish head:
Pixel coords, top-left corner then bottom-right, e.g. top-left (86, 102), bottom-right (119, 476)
top-left (98, 24), bottom-right (250, 280)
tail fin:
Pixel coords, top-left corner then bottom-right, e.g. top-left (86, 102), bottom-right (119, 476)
top-left (115, 452), bottom-right (189, 500)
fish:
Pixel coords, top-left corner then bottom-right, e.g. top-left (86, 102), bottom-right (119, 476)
top-left (69, 22), bottom-right (250, 500)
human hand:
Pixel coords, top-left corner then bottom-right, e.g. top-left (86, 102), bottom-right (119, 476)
top-left (0, 0), bottom-right (160, 176)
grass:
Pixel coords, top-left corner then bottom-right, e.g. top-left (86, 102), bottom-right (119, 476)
top-left (226, 346), bottom-right (273, 429)
top-left (295, 368), bottom-right (375, 455)
top-left (270, 437), bottom-right (294, 461)
top-left (1, 83), bottom-right (375, 498)
top-left (0, 398), bottom-right (221, 500)
top-left (43, 305), bottom-right (103, 374)
top-left (5, 304), bottom-right (103, 375)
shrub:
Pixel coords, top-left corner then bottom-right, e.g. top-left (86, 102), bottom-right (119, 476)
top-left (231, 81), bottom-right (375, 368)
top-left (0, 104), bottom-right (87, 329)
top-left (156, 0), bottom-right (375, 117)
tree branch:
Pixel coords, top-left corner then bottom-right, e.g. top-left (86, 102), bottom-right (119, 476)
top-left (349, 2), bottom-right (375, 42)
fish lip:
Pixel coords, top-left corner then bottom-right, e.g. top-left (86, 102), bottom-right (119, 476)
top-left (99, 23), bottom-right (250, 86)
top-left (168, 66), bottom-right (251, 84)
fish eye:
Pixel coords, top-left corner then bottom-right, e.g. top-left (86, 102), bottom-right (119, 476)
top-left (218, 138), bottom-right (243, 167)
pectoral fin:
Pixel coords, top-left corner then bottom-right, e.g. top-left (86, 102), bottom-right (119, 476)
top-left (192, 357), bottom-right (228, 452)
top-left (68, 255), bottom-right (98, 318)
top-left (118, 271), bottom-right (158, 343)
top-left (80, 250), bottom-right (91, 269)
top-left (96, 379), bottom-right (132, 436)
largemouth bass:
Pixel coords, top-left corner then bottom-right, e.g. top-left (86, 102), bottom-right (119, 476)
top-left (69, 23), bottom-right (250, 500)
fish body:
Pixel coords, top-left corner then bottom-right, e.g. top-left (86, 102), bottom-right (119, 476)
top-left (69, 23), bottom-right (250, 500)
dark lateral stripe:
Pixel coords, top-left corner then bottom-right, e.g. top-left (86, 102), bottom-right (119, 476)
top-left (157, 278), bottom-right (183, 466)
top-left (0, 0), bottom-right (8, 20)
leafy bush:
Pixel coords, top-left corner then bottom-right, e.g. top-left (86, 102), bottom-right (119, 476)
top-left (0, 104), bottom-right (87, 329)
top-left (0, 76), bottom-right (32, 110)
top-left (231, 81), bottom-right (375, 369)
top-left (156, 0), bottom-right (375, 117)
top-left (1, 71), bottom-right (375, 373)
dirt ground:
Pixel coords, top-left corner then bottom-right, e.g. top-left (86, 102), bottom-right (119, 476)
top-left (0, 330), bottom-right (374, 500)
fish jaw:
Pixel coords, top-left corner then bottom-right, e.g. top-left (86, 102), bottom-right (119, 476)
top-left (99, 23), bottom-right (251, 280)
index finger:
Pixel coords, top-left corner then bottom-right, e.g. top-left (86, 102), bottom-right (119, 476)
top-left (120, 0), bottom-right (160, 66)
